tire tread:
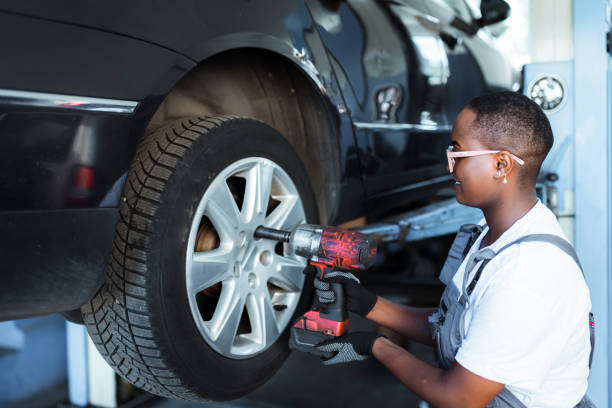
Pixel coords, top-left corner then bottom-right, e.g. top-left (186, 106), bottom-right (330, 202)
top-left (81, 117), bottom-right (242, 401)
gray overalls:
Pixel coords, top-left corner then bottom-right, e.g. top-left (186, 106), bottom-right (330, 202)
top-left (428, 224), bottom-right (596, 408)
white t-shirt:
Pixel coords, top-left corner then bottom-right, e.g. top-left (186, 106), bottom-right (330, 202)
top-left (452, 201), bottom-right (592, 407)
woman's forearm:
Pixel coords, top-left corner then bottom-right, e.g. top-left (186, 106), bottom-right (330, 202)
top-left (366, 297), bottom-right (436, 346)
top-left (372, 337), bottom-right (501, 408)
top-left (372, 336), bottom-right (448, 404)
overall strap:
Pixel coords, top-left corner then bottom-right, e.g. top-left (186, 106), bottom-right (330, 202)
top-left (466, 233), bottom-right (583, 296)
top-left (495, 234), bottom-right (583, 273)
top-left (439, 224), bottom-right (484, 286)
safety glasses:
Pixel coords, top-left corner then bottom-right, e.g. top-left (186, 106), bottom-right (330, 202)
top-left (446, 146), bottom-right (525, 173)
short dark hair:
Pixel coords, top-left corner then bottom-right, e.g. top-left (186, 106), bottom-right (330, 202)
top-left (466, 91), bottom-right (553, 184)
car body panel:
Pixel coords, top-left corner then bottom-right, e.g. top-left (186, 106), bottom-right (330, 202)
top-left (0, 1), bottom-right (309, 60)
top-left (308, 0), bottom-right (456, 197)
top-left (0, 0), bottom-right (517, 320)
top-left (424, 0), bottom-right (520, 92)
top-left (0, 208), bottom-right (117, 321)
top-left (0, 12), bottom-right (195, 100)
top-left (0, 6), bottom-right (360, 213)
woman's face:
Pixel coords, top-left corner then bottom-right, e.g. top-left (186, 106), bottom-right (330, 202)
top-left (450, 108), bottom-right (499, 208)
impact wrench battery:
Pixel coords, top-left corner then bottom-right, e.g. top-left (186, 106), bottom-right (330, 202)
top-left (254, 224), bottom-right (377, 358)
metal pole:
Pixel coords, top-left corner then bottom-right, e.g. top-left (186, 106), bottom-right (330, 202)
top-left (573, 1), bottom-right (610, 405)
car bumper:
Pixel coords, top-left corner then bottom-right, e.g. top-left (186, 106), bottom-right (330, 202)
top-left (0, 208), bottom-right (117, 321)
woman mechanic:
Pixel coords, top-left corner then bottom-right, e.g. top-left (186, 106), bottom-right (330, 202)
top-left (313, 92), bottom-right (594, 407)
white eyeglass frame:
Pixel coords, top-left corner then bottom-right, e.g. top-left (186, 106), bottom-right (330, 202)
top-left (446, 146), bottom-right (525, 173)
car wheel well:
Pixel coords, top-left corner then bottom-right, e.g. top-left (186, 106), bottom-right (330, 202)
top-left (146, 48), bottom-right (341, 224)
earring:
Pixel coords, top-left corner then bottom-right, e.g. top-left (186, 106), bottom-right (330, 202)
top-left (496, 170), bottom-right (501, 177)
top-left (503, 174), bottom-right (508, 184)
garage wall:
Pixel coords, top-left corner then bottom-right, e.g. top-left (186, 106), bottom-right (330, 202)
top-left (0, 316), bottom-right (67, 406)
top-left (530, 0), bottom-right (574, 61)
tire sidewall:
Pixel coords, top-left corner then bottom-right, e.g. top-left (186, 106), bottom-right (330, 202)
top-left (148, 119), bottom-right (318, 399)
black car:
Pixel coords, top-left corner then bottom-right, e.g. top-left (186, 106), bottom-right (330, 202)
top-left (0, 0), bottom-right (517, 401)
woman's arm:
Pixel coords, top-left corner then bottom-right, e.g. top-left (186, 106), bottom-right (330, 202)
top-left (366, 296), bottom-right (437, 346)
top-left (372, 337), bottom-right (504, 407)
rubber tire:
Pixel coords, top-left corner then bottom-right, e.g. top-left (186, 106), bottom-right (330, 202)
top-left (81, 116), bottom-right (318, 401)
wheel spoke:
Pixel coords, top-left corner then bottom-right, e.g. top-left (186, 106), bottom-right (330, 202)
top-left (252, 292), bottom-right (280, 344)
top-left (209, 283), bottom-right (244, 353)
top-left (204, 181), bottom-right (241, 241)
top-left (244, 294), bottom-right (262, 343)
top-left (246, 292), bottom-right (280, 346)
top-left (271, 256), bottom-right (305, 292)
top-left (188, 247), bottom-right (232, 294)
top-left (242, 162), bottom-right (274, 222)
top-left (265, 195), bottom-right (302, 230)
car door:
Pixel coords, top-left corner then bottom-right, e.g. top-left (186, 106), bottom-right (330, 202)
top-left (306, 0), bottom-right (453, 200)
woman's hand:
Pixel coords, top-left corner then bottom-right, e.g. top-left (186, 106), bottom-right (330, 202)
top-left (315, 331), bottom-right (385, 365)
top-left (315, 271), bottom-right (378, 317)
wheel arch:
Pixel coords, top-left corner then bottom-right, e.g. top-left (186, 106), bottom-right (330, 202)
top-left (145, 47), bottom-right (342, 225)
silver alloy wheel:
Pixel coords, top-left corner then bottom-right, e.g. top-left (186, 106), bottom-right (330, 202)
top-left (185, 157), bottom-right (307, 358)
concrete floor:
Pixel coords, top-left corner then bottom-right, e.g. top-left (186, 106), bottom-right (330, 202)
top-left (11, 317), bottom-right (436, 408)
top-left (150, 317), bottom-right (436, 408)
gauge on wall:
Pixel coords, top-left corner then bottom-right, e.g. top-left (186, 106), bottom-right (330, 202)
top-left (527, 74), bottom-right (567, 113)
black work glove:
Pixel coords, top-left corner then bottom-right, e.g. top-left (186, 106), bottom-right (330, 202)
top-left (315, 331), bottom-right (385, 365)
top-left (313, 271), bottom-right (378, 317)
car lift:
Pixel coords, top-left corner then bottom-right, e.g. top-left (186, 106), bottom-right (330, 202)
top-left (354, 197), bottom-right (482, 243)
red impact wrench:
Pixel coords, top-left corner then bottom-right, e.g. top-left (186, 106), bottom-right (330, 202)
top-left (254, 225), bottom-right (377, 357)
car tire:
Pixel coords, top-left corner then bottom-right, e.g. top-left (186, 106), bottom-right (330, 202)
top-left (81, 115), bottom-right (318, 401)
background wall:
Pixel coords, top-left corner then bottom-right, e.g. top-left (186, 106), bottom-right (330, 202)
top-left (530, 0), bottom-right (574, 61)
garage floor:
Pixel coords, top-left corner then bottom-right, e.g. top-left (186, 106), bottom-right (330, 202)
top-left (150, 317), bottom-right (435, 408)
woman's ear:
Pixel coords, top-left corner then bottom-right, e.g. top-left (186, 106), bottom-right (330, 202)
top-left (494, 152), bottom-right (515, 182)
